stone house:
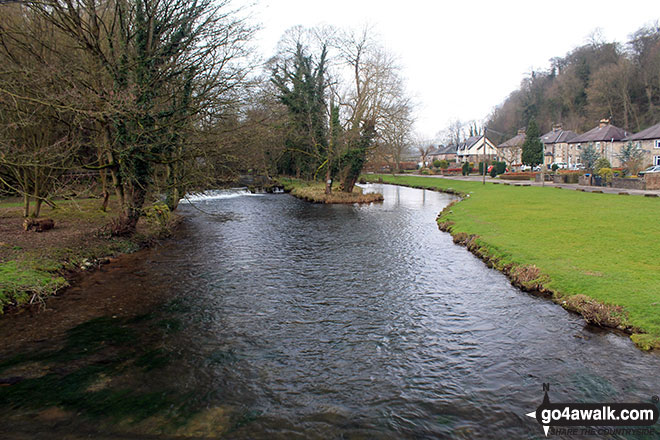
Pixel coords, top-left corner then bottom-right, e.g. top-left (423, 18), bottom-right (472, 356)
top-left (497, 129), bottom-right (525, 169)
top-left (566, 119), bottom-right (629, 167)
top-left (540, 124), bottom-right (578, 167)
top-left (624, 122), bottom-right (660, 167)
top-left (456, 135), bottom-right (498, 164)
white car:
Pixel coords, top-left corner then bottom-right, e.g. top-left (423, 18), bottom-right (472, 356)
top-left (552, 162), bottom-right (568, 169)
top-left (639, 165), bottom-right (660, 175)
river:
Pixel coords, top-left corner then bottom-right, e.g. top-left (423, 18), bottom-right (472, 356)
top-left (1, 184), bottom-right (659, 439)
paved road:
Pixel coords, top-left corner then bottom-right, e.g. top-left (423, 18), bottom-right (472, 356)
top-left (394, 174), bottom-right (660, 197)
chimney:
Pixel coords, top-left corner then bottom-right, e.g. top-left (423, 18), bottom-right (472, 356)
top-left (552, 123), bottom-right (563, 132)
top-left (599, 118), bottom-right (610, 127)
top-left (517, 128), bottom-right (526, 135)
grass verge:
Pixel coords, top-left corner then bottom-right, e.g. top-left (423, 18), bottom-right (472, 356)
top-left (279, 178), bottom-right (384, 204)
top-left (364, 174), bottom-right (660, 350)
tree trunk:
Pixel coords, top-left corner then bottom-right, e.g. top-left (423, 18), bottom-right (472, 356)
top-left (33, 198), bottom-right (43, 218)
top-left (23, 192), bottom-right (30, 218)
top-left (20, 168), bottom-right (30, 217)
top-left (324, 165), bottom-right (332, 195)
top-left (165, 162), bottom-right (180, 211)
top-left (99, 167), bottom-right (110, 212)
top-left (117, 184), bottom-right (147, 235)
top-left (342, 175), bottom-right (358, 193)
top-left (31, 167), bottom-right (41, 217)
top-left (107, 151), bottom-right (124, 207)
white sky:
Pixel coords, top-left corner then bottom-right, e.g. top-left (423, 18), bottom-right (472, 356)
top-left (246, 0), bottom-right (657, 140)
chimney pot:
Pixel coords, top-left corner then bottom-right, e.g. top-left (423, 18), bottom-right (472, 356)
top-left (599, 118), bottom-right (610, 127)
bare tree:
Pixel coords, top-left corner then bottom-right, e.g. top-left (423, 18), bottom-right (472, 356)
top-left (3, 0), bottom-right (255, 232)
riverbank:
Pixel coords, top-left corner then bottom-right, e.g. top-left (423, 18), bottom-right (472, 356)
top-left (364, 174), bottom-right (660, 350)
top-left (279, 178), bottom-right (384, 204)
top-left (0, 197), bottom-right (179, 314)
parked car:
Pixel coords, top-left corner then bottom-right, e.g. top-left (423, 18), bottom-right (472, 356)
top-left (639, 165), bottom-right (660, 175)
top-left (568, 163), bottom-right (585, 170)
top-left (552, 162), bottom-right (568, 169)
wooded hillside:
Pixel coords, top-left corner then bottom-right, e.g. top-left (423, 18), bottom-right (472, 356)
top-left (487, 24), bottom-right (660, 140)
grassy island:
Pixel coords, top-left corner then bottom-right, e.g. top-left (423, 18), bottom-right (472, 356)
top-left (279, 178), bottom-right (384, 204)
top-left (365, 174), bottom-right (660, 350)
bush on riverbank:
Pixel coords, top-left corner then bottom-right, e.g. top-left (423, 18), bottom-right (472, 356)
top-left (279, 178), bottom-right (383, 204)
top-left (364, 174), bottom-right (660, 350)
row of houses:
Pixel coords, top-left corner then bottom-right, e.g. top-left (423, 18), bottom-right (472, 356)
top-left (426, 119), bottom-right (660, 169)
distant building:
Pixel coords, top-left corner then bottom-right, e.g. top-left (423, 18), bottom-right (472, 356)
top-left (456, 135), bottom-right (498, 163)
top-left (497, 129), bottom-right (525, 169)
top-left (431, 144), bottom-right (458, 163)
top-left (567, 119), bottom-right (629, 167)
top-left (624, 122), bottom-right (660, 167)
top-left (540, 124), bottom-right (579, 167)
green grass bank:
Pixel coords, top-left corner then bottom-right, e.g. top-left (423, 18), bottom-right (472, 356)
top-left (365, 174), bottom-right (660, 350)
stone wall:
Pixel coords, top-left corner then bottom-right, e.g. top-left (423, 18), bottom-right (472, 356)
top-left (612, 177), bottom-right (645, 190)
top-left (645, 173), bottom-right (660, 190)
top-left (579, 175), bottom-right (592, 186)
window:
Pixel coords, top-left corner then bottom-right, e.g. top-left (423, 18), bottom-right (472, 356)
top-left (654, 156), bottom-right (660, 166)
top-left (654, 140), bottom-right (660, 149)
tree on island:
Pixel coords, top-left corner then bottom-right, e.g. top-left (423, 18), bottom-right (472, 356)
top-left (521, 119), bottom-right (544, 167)
top-left (271, 26), bottom-right (413, 194)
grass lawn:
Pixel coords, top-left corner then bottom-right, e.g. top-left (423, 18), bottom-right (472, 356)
top-left (365, 174), bottom-right (660, 349)
top-left (279, 178), bottom-right (383, 204)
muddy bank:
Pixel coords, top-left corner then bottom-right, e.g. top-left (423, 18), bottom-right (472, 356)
top-left (0, 196), bottom-right (180, 314)
top-left (0, 246), bottom-right (173, 353)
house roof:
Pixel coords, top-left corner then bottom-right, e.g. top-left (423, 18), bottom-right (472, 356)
top-left (624, 122), bottom-right (660, 141)
top-left (458, 135), bottom-right (482, 150)
top-left (438, 144), bottom-right (457, 154)
top-left (568, 123), bottom-right (629, 144)
top-left (498, 133), bottom-right (525, 148)
top-left (541, 128), bottom-right (578, 144)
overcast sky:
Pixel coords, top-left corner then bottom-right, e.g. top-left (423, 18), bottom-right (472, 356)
top-left (246, 0), bottom-right (657, 140)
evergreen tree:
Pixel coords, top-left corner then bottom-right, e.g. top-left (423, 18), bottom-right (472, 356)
top-left (580, 144), bottom-right (601, 170)
top-left (521, 119), bottom-right (543, 167)
top-left (272, 44), bottom-right (328, 179)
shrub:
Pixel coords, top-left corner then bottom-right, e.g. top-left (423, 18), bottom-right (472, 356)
top-left (551, 163), bottom-right (559, 172)
top-left (501, 172), bottom-right (536, 180)
top-left (595, 157), bottom-right (611, 174)
top-left (461, 162), bottom-right (471, 176)
top-left (478, 161), bottom-right (489, 175)
top-left (420, 168), bottom-right (431, 175)
top-left (598, 167), bottom-right (614, 184)
top-left (432, 159), bottom-right (442, 168)
top-left (438, 159), bottom-right (449, 170)
top-left (495, 161), bottom-right (507, 175)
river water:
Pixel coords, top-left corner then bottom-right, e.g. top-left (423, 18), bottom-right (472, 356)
top-left (2, 184), bottom-right (660, 439)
